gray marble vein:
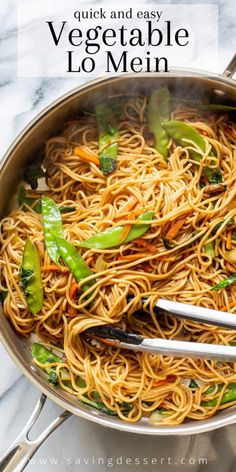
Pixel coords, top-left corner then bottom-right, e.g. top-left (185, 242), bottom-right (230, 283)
top-left (0, 0), bottom-right (236, 470)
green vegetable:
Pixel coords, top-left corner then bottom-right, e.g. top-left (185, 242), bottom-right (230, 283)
top-left (32, 343), bottom-right (61, 364)
top-left (48, 370), bottom-right (58, 385)
top-left (212, 218), bottom-right (234, 235)
top-left (204, 241), bottom-right (215, 258)
top-left (149, 408), bottom-right (173, 423)
top-left (75, 377), bottom-right (87, 388)
top-left (59, 206), bottom-right (76, 214)
top-left (41, 196), bottom-right (63, 265)
top-left (96, 104), bottom-right (119, 175)
top-left (18, 188), bottom-right (74, 217)
top-left (229, 341), bottom-right (236, 346)
top-left (32, 344), bottom-right (131, 415)
top-left (148, 86), bottom-right (170, 159)
top-left (209, 169), bottom-right (223, 184)
top-left (163, 120), bottom-right (218, 182)
top-left (80, 396), bottom-right (117, 415)
top-left (62, 378), bottom-right (84, 390)
top-left (53, 235), bottom-right (95, 292)
top-left (20, 267), bottom-right (34, 291)
top-left (79, 211), bottom-right (154, 250)
top-left (172, 98), bottom-right (236, 112)
top-left (163, 120), bottom-right (207, 160)
top-left (201, 383), bottom-right (236, 407)
top-left (24, 162), bottom-right (46, 190)
top-left (32, 343), bottom-right (62, 386)
top-left (0, 290), bottom-right (8, 304)
top-left (106, 98), bottom-right (125, 118)
top-left (189, 379), bottom-right (199, 389)
top-left (18, 186), bottom-right (41, 214)
top-left (63, 376), bottom-right (87, 390)
top-left (211, 274), bottom-right (236, 291)
top-left (162, 238), bottom-right (176, 249)
top-left (152, 408), bottom-right (171, 415)
top-left (80, 393), bottom-right (132, 416)
top-left (20, 240), bottom-right (43, 314)
top-left (32, 343), bottom-right (86, 387)
top-left (201, 104), bottom-right (236, 112)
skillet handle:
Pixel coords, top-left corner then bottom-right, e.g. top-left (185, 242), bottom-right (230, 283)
top-left (0, 393), bottom-right (72, 472)
top-left (223, 53), bottom-right (236, 78)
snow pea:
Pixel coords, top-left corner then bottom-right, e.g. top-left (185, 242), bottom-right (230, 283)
top-left (201, 383), bottom-right (236, 407)
top-left (20, 239), bottom-right (43, 314)
top-left (32, 342), bottom-right (61, 364)
top-left (148, 86), bottom-right (170, 159)
top-left (42, 196), bottom-right (63, 266)
top-left (163, 120), bottom-right (209, 161)
top-left (53, 235), bottom-right (95, 292)
top-left (79, 211), bottom-right (154, 249)
top-left (96, 104), bottom-right (119, 175)
top-left (211, 274), bottom-right (236, 291)
top-left (163, 120), bottom-right (218, 182)
top-left (32, 343), bottom-right (64, 385)
top-left (201, 104), bottom-right (236, 112)
top-left (172, 98), bottom-right (236, 112)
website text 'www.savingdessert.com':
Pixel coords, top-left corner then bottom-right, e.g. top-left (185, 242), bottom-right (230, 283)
top-left (28, 455), bottom-right (208, 467)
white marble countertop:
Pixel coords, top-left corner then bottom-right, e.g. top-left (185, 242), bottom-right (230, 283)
top-left (0, 0), bottom-right (236, 470)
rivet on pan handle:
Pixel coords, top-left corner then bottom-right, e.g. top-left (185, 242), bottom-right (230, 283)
top-left (0, 394), bottom-right (71, 472)
top-left (223, 53), bottom-right (236, 78)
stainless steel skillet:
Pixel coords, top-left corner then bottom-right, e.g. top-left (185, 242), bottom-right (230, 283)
top-left (0, 55), bottom-right (236, 472)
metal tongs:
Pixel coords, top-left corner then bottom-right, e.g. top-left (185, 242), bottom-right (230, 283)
top-left (87, 299), bottom-right (236, 362)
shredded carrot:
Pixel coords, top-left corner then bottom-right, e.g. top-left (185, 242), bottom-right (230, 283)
top-left (69, 283), bottom-right (78, 299)
top-left (119, 224), bottom-right (132, 243)
top-left (93, 336), bottom-right (119, 347)
top-left (226, 262), bottom-right (236, 273)
top-left (74, 146), bottom-right (99, 166)
top-left (166, 218), bottom-right (186, 240)
top-left (221, 300), bottom-right (236, 312)
top-left (142, 264), bottom-right (153, 272)
top-left (156, 255), bottom-right (175, 262)
top-left (113, 199), bottom-right (138, 221)
top-left (119, 211), bottom-right (136, 243)
top-left (68, 283), bottom-right (78, 317)
top-left (86, 256), bottom-right (94, 265)
top-left (114, 211), bottom-right (140, 222)
top-left (135, 238), bottom-right (157, 253)
top-left (117, 252), bottom-right (151, 261)
top-left (67, 309), bottom-right (77, 318)
top-left (226, 229), bottom-right (232, 250)
top-left (41, 265), bottom-right (69, 273)
top-left (153, 375), bottom-right (176, 387)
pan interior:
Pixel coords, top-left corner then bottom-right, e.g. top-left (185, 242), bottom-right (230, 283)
top-left (1, 71), bottom-right (236, 435)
